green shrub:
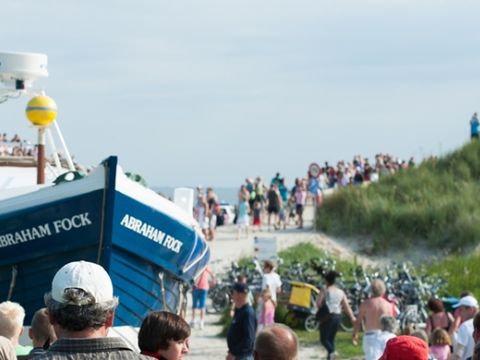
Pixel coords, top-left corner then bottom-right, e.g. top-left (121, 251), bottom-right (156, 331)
top-left (426, 253), bottom-right (480, 300)
top-left (317, 141), bottom-right (480, 253)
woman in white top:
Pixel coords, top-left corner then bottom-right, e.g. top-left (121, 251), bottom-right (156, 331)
top-left (194, 194), bottom-right (209, 238)
top-left (316, 271), bottom-right (356, 360)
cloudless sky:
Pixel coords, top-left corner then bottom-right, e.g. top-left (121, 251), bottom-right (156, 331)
top-left (1, 1), bottom-right (480, 187)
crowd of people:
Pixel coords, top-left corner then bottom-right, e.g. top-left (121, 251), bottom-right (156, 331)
top-left (217, 154), bottom-right (415, 238)
top-left (2, 256), bottom-right (480, 359)
top-left (0, 260), bottom-right (298, 360)
top-left (192, 151), bottom-right (417, 241)
top-left (0, 133), bottom-right (34, 157)
top-left (314, 274), bottom-right (480, 360)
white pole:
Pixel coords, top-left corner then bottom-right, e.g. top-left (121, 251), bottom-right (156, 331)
top-left (52, 120), bottom-right (75, 171)
top-left (45, 128), bottom-right (62, 169)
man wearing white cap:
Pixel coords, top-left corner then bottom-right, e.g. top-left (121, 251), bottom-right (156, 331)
top-left (452, 295), bottom-right (479, 360)
top-left (37, 260), bottom-right (149, 360)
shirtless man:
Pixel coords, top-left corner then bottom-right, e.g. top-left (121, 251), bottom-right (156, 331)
top-left (352, 279), bottom-right (394, 360)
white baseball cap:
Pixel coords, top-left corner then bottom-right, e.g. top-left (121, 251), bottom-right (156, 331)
top-left (51, 261), bottom-right (113, 304)
top-left (453, 295), bottom-right (479, 309)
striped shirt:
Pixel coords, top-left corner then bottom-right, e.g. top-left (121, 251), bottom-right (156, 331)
top-left (35, 337), bottom-right (150, 360)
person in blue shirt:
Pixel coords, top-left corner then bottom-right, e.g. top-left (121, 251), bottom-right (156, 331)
top-left (226, 283), bottom-right (257, 360)
top-left (470, 112), bottom-right (479, 140)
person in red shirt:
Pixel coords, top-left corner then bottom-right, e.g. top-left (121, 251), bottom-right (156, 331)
top-left (191, 266), bottom-right (215, 329)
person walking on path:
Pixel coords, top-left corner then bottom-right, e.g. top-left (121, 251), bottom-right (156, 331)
top-left (226, 283), bottom-right (256, 360)
top-left (316, 270), bottom-right (356, 360)
top-left (253, 324), bottom-right (298, 360)
top-left (236, 198), bottom-right (250, 240)
top-left (294, 181), bottom-right (307, 229)
top-left (37, 260), bottom-right (149, 360)
top-left (352, 278), bottom-right (394, 360)
top-left (206, 188), bottom-right (219, 241)
top-left (266, 184), bottom-right (282, 230)
top-left (252, 201), bottom-right (262, 232)
top-left (191, 266), bottom-right (215, 330)
top-left (471, 113), bottom-right (480, 140)
top-left (194, 194), bottom-right (209, 239)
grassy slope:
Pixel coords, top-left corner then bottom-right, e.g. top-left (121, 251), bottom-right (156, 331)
top-left (316, 141), bottom-right (480, 253)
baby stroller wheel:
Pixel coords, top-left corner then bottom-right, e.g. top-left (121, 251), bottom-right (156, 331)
top-left (284, 310), bottom-right (301, 329)
top-left (304, 314), bottom-right (319, 332)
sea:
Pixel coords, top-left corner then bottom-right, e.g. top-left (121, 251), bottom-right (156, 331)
top-left (153, 186), bottom-right (239, 205)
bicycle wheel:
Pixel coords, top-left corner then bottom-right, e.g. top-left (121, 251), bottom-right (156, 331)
top-left (340, 299), bottom-right (360, 332)
top-left (304, 314), bottom-right (319, 332)
top-left (208, 286), bottom-right (230, 313)
top-left (339, 313), bottom-right (354, 332)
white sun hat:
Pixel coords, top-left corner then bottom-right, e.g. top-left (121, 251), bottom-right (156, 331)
top-left (453, 295), bottom-right (479, 309)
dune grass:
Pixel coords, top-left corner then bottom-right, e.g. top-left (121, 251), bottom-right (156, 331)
top-left (316, 141), bottom-right (480, 253)
top-left (425, 253), bottom-right (480, 300)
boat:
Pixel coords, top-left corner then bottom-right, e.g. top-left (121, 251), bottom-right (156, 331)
top-left (0, 52), bottom-right (210, 326)
top-left (0, 155), bottom-right (210, 326)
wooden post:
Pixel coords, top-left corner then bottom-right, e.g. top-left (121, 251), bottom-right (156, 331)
top-left (37, 127), bottom-right (46, 184)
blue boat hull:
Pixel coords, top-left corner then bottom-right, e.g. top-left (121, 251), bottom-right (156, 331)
top-left (0, 156), bottom-right (210, 326)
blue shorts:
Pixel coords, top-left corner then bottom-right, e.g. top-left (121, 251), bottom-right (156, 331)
top-left (192, 289), bottom-right (208, 309)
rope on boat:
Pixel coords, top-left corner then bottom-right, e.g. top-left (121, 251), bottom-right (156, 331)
top-left (7, 265), bottom-right (17, 301)
top-left (158, 272), bottom-right (169, 312)
top-left (180, 283), bottom-right (189, 316)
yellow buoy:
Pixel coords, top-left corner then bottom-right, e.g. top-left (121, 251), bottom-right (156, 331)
top-left (26, 95), bottom-right (57, 127)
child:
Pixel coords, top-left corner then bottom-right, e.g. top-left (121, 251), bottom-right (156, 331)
top-left (294, 181), bottom-right (307, 229)
top-left (252, 200), bottom-right (262, 232)
top-left (236, 198), bottom-right (250, 240)
top-left (287, 196), bottom-right (296, 226)
top-left (429, 328), bottom-right (451, 360)
top-left (257, 288), bottom-right (275, 331)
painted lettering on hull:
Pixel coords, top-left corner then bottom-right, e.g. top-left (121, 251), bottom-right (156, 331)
top-left (0, 212), bottom-right (93, 249)
top-left (120, 214), bottom-right (183, 254)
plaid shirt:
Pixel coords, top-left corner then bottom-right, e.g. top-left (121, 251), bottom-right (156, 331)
top-left (34, 337), bottom-right (150, 360)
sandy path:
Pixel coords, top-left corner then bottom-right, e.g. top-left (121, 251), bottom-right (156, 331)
top-left (187, 205), bottom-right (370, 360)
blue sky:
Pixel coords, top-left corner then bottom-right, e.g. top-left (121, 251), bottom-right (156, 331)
top-left (1, 1), bottom-right (480, 187)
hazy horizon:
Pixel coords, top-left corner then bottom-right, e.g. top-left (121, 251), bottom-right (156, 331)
top-left (2, 1), bottom-right (478, 187)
